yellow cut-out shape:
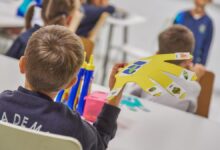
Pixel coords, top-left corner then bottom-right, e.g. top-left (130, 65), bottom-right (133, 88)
top-left (108, 53), bottom-right (197, 101)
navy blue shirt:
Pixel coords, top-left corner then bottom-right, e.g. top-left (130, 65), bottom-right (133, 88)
top-left (76, 4), bottom-right (115, 37)
top-left (174, 11), bottom-right (213, 65)
top-left (6, 25), bottom-right (41, 59)
top-left (0, 87), bottom-right (120, 150)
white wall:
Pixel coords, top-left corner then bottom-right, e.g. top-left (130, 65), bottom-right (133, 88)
top-left (214, 0), bottom-right (220, 5)
top-left (110, 0), bottom-right (220, 90)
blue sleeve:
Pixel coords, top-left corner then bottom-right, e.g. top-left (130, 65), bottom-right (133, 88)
top-left (96, 5), bottom-right (116, 15)
top-left (201, 20), bottom-right (213, 65)
top-left (77, 5), bottom-right (116, 36)
top-left (173, 11), bottom-right (185, 24)
top-left (76, 104), bottom-right (120, 150)
top-left (6, 37), bottom-right (24, 59)
top-left (85, 5), bottom-right (115, 24)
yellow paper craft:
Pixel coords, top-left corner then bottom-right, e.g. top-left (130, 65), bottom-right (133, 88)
top-left (108, 53), bottom-right (197, 101)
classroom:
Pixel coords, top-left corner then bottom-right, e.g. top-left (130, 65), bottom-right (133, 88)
top-left (0, 0), bottom-right (220, 150)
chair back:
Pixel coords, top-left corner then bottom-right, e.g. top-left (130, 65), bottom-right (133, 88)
top-left (88, 12), bottom-right (110, 42)
top-left (0, 122), bottom-right (82, 150)
top-left (196, 71), bottom-right (215, 118)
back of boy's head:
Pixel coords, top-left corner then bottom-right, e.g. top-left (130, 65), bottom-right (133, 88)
top-left (158, 25), bottom-right (195, 65)
top-left (24, 25), bottom-right (84, 92)
top-left (25, 0), bottom-right (78, 29)
top-left (87, 0), bottom-right (92, 4)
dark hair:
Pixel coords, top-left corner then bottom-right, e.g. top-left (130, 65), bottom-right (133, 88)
top-left (87, 0), bottom-right (92, 4)
top-left (24, 25), bottom-right (84, 92)
top-left (158, 25), bottom-right (195, 65)
top-left (25, 0), bottom-right (77, 30)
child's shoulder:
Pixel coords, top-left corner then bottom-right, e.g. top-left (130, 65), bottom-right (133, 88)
top-left (0, 90), bottom-right (14, 98)
top-left (19, 25), bottom-right (41, 43)
top-left (176, 10), bottom-right (190, 18)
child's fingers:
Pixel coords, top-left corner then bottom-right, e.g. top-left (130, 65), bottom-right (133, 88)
top-left (109, 64), bottom-right (126, 90)
top-left (112, 63), bottom-right (128, 74)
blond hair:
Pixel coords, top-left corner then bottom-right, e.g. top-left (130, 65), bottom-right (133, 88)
top-left (24, 25), bottom-right (84, 92)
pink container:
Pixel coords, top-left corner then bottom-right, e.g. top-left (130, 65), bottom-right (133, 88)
top-left (83, 91), bottom-right (107, 122)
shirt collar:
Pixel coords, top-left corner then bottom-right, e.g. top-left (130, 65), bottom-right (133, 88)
top-left (18, 86), bottom-right (54, 102)
top-left (33, 24), bottom-right (41, 30)
top-left (187, 11), bottom-right (207, 21)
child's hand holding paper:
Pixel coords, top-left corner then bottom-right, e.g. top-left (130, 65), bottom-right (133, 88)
top-left (107, 63), bottom-right (128, 107)
top-left (107, 53), bottom-right (197, 103)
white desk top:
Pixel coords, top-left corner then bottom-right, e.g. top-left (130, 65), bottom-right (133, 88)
top-left (1, 54), bottom-right (220, 150)
top-left (0, 1), bottom-right (24, 28)
top-left (108, 99), bottom-right (220, 150)
top-left (106, 15), bottom-right (146, 27)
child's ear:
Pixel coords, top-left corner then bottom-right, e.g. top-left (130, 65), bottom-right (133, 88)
top-left (19, 56), bottom-right (26, 74)
top-left (66, 15), bottom-right (73, 26)
top-left (65, 76), bottom-right (78, 89)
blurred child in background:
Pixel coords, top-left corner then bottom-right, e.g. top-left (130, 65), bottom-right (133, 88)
top-left (174, 0), bottom-right (213, 66)
top-left (130, 25), bottom-right (202, 113)
top-left (76, 0), bottom-right (116, 37)
top-left (6, 0), bottom-right (82, 59)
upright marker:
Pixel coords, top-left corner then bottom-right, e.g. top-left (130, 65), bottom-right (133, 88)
top-left (62, 88), bottom-right (71, 104)
top-left (77, 55), bottom-right (95, 115)
top-left (55, 89), bottom-right (65, 103)
top-left (67, 53), bottom-right (87, 110)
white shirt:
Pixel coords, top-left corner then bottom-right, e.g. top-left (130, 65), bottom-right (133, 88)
top-left (128, 74), bottom-right (201, 113)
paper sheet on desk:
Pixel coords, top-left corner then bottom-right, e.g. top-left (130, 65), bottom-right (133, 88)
top-left (108, 53), bottom-right (197, 101)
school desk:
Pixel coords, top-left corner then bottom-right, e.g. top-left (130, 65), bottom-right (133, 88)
top-left (1, 54), bottom-right (220, 150)
top-left (0, 1), bottom-right (24, 28)
top-left (106, 96), bottom-right (220, 150)
top-left (101, 14), bottom-right (146, 84)
top-left (91, 86), bottom-right (220, 150)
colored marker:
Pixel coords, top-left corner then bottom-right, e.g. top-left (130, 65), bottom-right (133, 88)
top-left (62, 88), bottom-right (71, 104)
top-left (67, 56), bottom-right (87, 110)
top-left (77, 55), bottom-right (95, 115)
top-left (55, 89), bottom-right (65, 103)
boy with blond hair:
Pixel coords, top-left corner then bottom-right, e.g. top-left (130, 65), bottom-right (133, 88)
top-left (0, 25), bottom-right (124, 150)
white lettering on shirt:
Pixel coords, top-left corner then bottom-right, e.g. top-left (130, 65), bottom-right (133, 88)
top-left (30, 122), bottom-right (42, 131)
top-left (21, 116), bottom-right (29, 127)
top-left (1, 112), bottom-right (8, 122)
top-left (0, 112), bottom-right (43, 131)
top-left (13, 113), bottom-right (21, 125)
